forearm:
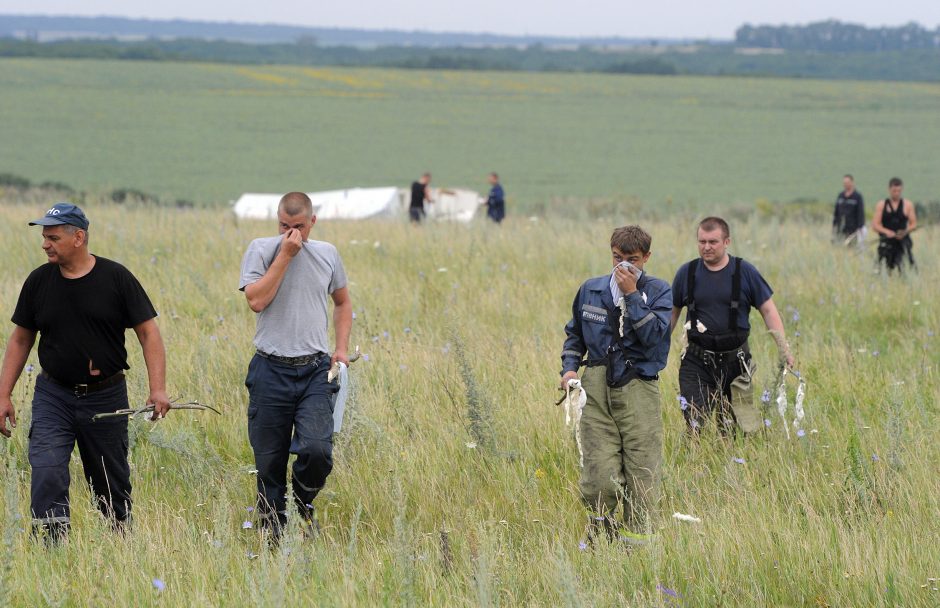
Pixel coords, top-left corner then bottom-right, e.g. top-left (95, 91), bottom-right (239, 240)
top-left (333, 301), bottom-right (353, 354)
top-left (0, 336), bottom-right (33, 397)
top-left (140, 329), bottom-right (167, 393)
top-left (244, 254), bottom-right (291, 312)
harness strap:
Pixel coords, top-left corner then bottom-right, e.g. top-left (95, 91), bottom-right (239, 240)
top-left (686, 256), bottom-right (741, 331)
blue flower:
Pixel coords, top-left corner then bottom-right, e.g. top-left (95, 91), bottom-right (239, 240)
top-left (242, 521), bottom-right (253, 529)
top-left (761, 390), bottom-right (771, 404)
top-left (25, 364), bottom-right (34, 374)
top-left (362, 354), bottom-right (371, 362)
top-left (152, 578), bottom-right (166, 592)
top-left (872, 350), bottom-right (880, 357)
top-left (578, 541), bottom-right (587, 551)
top-left (382, 331), bottom-right (390, 339)
top-left (796, 429), bottom-right (806, 438)
top-left (764, 419), bottom-right (772, 428)
top-left (794, 331), bottom-right (801, 337)
top-left (791, 310), bottom-right (800, 323)
top-left (733, 457), bottom-right (745, 464)
top-left (245, 506), bottom-right (254, 513)
top-left (404, 327), bottom-right (412, 334)
top-left (352, 312), bottom-right (357, 320)
top-left (872, 454), bottom-right (880, 462)
top-left (677, 395), bottom-right (688, 411)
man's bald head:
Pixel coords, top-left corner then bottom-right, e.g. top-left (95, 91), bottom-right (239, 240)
top-left (279, 192), bottom-right (314, 218)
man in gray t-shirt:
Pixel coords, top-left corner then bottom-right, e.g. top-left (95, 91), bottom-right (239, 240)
top-left (238, 191), bottom-right (352, 540)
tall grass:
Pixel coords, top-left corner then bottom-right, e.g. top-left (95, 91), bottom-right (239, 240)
top-left (0, 202), bottom-right (936, 606)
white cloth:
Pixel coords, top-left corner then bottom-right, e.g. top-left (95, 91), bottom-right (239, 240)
top-left (608, 263), bottom-right (643, 304)
top-left (562, 379), bottom-right (587, 467)
top-left (332, 362), bottom-right (349, 432)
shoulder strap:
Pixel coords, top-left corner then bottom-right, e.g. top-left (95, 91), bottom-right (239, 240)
top-left (729, 256), bottom-right (742, 330)
top-left (686, 259), bottom-right (699, 326)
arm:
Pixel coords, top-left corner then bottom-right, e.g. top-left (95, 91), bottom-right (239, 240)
top-left (133, 319), bottom-right (171, 420)
top-left (244, 230), bottom-right (303, 312)
top-left (872, 200), bottom-right (892, 238)
top-left (670, 307), bottom-right (682, 335)
top-left (758, 298), bottom-right (794, 368)
top-left (621, 285), bottom-right (672, 348)
top-left (904, 199), bottom-right (917, 233)
top-left (330, 287), bottom-right (353, 365)
top-left (857, 195), bottom-right (865, 232)
top-left (0, 326), bottom-right (37, 437)
top-left (560, 291), bottom-right (586, 387)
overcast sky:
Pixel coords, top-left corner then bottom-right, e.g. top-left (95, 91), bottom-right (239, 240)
top-left (2, 0), bottom-right (939, 39)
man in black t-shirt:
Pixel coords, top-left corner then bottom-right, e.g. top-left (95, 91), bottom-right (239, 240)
top-left (0, 203), bottom-right (170, 543)
top-left (832, 174), bottom-right (865, 245)
top-left (409, 172), bottom-right (433, 223)
top-left (670, 217), bottom-right (794, 436)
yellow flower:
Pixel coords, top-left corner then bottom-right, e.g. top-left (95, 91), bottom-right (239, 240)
top-left (534, 468), bottom-right (546, 480)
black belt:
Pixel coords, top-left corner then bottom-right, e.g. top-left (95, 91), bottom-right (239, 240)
top-left (685, 342), bottom-right (749, 365)
top-left (41, 371), bottom-right (125, 397)
top-left (255, 350), bottom-right (326, 367)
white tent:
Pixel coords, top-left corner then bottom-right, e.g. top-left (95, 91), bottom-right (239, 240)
top-left (233, 186), bottom-right (482, 223)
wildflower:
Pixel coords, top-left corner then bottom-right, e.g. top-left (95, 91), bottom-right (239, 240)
top-left (247, 551), bottom-right (259, 559)
top-left (872, 454), bottom-right (880, 462)
top-left (594, 516), bottom-right (605, 522)
top-left (657, 584), bottom-right (680, 601)
top-left (242, 521), bottom-right (253, 529)
top-left (465, 442), bottom-right (477, 449)
top-left (677, 395), bottom-right (688, 411)
top-left (795, 331), bottom-right (801, 337)
top-left (245, 506), bottom-right (254, 513)
top-left (796, 429), bottom-right (806, 438)
top-left (690, 420), bottom-right (700, 430)
top-left (373, 241), bottom-right (380, 248)
top-left (534, 468), bottom-right (546, 480)
top-left (764, 419), bottom-right (772, 427)
top-left (371, 336), bottom-right (379, 343)
top-left (352, 312), bottom-right (357, 320)
top-left (437, 267), bottom-right (448, 273)
top-left (25, 364), bottom-right (34, 374)
top-left (362, 354), bottom-right (370, 362)
top-left (404, 327), bottom-right (412, 334)
top-left (733, 457), bottom-right (745, 464)
top-left (152, 578), bottom-right (166, 592)
top-left (792, 310), bottom-right (800, 323)
top-left (872, 350), bottom-right (880, 357)
top-left (382, 331), bottom-right (390, 339)
top-left (578, 541), bottom-right (587, 551)
top-left (761, 390), bottom-right (771, 404)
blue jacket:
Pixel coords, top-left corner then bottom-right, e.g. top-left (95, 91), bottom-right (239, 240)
top-left (561, 272), bottom-right (672, 380)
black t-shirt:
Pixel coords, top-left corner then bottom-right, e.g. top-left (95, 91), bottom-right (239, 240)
top-left (12, 256), bottom-right (157, 385)
top-left (833, 190), bottom-right (865, 235)
top-left (671, 258), bottom-right (773, 334)
top-left (410, 181), bottom-right (426, 209)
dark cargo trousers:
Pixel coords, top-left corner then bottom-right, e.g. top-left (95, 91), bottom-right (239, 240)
top-left (245, 354), bottom-right (337, 529)
top-left (678, 348), bottom-right (758, 435)
top-left (578, 366), bottom-right (663, 535)
top-left (28, 374), bottom-right (132, 533)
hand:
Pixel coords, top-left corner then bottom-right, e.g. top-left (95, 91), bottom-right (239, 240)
top-left (332, 350), bottom-right (350, 367)
top-left (148, 389), bottom-right (172, 421)
top-left (894, 229), bottom-right (907, 240)
top-left (613, 263), bottom-right (639, 295)
top-left (560, 371), bottom-right (579, 389)
top-left (280, 228), bottom-right (304, 258)
top-left (0, 395), bottom-right (16, 438)
top-left (784, 352), bottom-right (795, 370)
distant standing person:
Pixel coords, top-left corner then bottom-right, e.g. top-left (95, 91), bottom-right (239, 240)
top-left (873, 177), bottom-right (917, 273)
top-left (0, 203), bottom-right (170, 543)
top-left (409, 173), bottom-right (433, 223)
top-left (670, 217), bottom-right (794, 436)
top-left (485, 172), bottom-right (505, 223)
top-left (832, 174), bottom-right (865, 246)
top-left (239, 192), bottom-right (352, 541)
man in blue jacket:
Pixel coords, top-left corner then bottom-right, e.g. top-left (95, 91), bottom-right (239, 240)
top-left (485, 172), bottom-right (505, 223)
top-left (560, 225), bottom-right (672, 544)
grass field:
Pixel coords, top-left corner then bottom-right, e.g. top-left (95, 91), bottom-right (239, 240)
top-left (0, 201), bottom-right (937, 606)
top-left (1, 58), bottom-right (940, 209)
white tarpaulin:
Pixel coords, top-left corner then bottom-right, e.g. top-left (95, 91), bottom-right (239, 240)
top-left (233, 186), bottom-right (482, 223)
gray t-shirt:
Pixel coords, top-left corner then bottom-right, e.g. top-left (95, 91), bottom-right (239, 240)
top-left (239, 236), bottom-right (347, 357)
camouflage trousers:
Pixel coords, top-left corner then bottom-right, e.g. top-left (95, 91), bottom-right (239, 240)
top-left (577, 365), bottom-right (662, 535)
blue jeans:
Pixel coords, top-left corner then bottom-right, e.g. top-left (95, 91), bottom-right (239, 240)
top-left (245, 354), bottom-right (337, 526)
top-left (28, 374), bottom-right (131, 529)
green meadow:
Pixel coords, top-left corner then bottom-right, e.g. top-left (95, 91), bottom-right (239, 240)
top-left (1, 58), bottom-right (939, 209)
top-left (0, 201), bottom-right (937, 606)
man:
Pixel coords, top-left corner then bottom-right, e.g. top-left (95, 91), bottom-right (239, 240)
top-left (873, 177), bottom-right (917, 273)
top-left (0, 203), bottom-right (170, 543)
top-left (409, 172), bottom-right (433, 223)
top-left (239, 192), bottom-right (352, 540)
top-left (484, 172), bottom-right (505, 224)
top-left (560, 226), bottom-right (671, 544)
top-left (670, 217), bottom-right (793, 436)
top-left (832, 174), bottom-right (865, 246)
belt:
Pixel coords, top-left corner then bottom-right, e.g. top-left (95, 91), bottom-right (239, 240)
top-left (40, 371), bottom-right (125, 397)
top-left (685, 342), bottom-right (749, 365)
top-left (583, 359), bottom-right (658, 382)
top-left (255, 350), bottom-right (326, 367)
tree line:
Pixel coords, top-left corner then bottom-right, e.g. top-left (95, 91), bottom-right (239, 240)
top-left (736, 20), bottom-right (940, 52)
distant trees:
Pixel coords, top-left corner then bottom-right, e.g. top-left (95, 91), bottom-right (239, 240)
top-left (736, 20), bottom-right (940, 52)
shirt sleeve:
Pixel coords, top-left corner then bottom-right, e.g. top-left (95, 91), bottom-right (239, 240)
top-left (239, 240), bottom-right (268, 291)
top-left (10, 273), bottom-right (38, 331)
top-left (742, 261), bottom-right (773, 309)
top-left (561, 287), bottom-right (586, 375)
top-left (328, 248), bottom-right (348, 294)
top-left (119, 267), bottom-right (158, 328)
top-left (671, 264), bottom-right (687, 309)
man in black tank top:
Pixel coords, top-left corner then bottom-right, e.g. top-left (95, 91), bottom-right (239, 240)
top-left (409, 172), bottom-right (432, 223)
top-left (873, 177), bottom-right (918, 273)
